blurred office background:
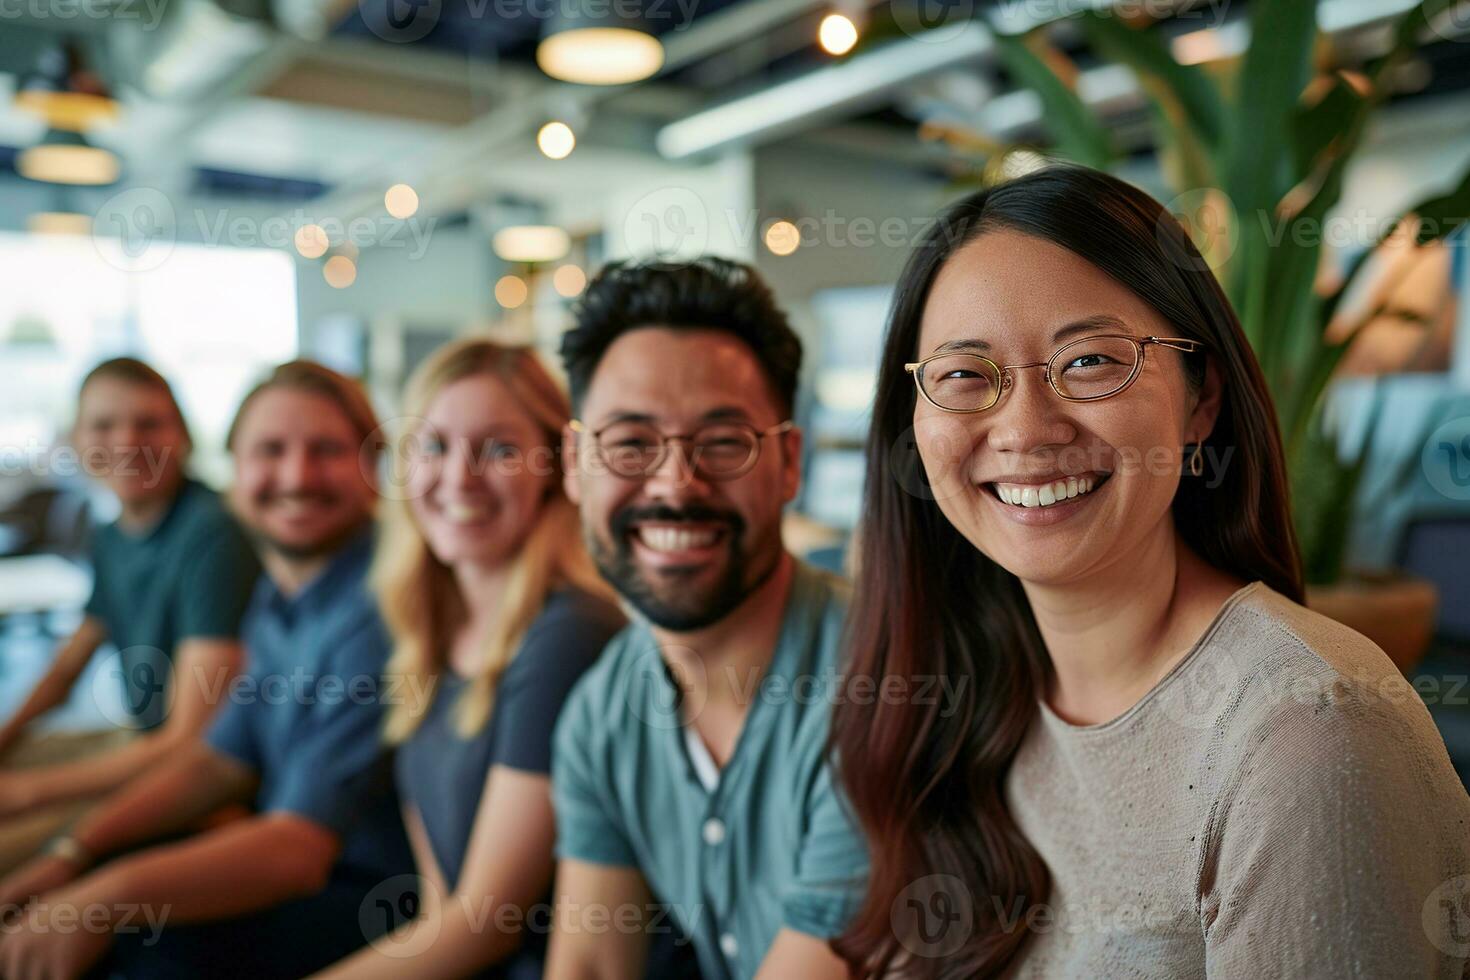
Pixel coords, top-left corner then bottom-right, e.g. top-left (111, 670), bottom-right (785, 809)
top-left (2, 0), bottom-right (1469, 778)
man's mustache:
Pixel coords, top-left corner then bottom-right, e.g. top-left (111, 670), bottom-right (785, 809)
top-left (610, 504), bottom-right (745, 540)
top-left (254, 490), bottom-right (341, 506)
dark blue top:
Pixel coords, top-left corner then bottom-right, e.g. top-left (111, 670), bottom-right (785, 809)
top-left (395, 587), bottom-right (625, 978)
top-left (86, 477), bottom-right (260, 729)
top-left (204, 529), bottom-right (413, 882)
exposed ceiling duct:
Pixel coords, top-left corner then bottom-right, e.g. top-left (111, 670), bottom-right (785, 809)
top-left (296, 0), bottom-right (838, 226)
top-left (657, 23), bottom-right (997, 160)
top-left (92, 0), bottom-right (353, 102)
top-left (655, 0), bottom-right (1467, 161)
top-left (130, 0), bottom-right (274, 100)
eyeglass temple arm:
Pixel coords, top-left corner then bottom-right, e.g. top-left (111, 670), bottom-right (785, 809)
top-left (1146, 337), bottom-right (1203, 353)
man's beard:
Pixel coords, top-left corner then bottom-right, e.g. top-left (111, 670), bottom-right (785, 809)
top-left (591, 503), bottom-right (765, 632)
top-left (244, 493), bottom-right (369, 563)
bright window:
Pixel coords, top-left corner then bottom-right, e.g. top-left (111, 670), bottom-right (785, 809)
top-left (0, 233), bottom-right (297, 488)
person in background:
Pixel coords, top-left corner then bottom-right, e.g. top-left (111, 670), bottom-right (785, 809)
top-left (0, 357), bottom-right (258, 874)
top-left (833, 165), bottom-right (1470, 978)
top-left (545, 257), bottom-right (868, 980)
top-left (0, 360), bottom-right (415, 979)
top-left (311, 338), bottom-right (625, 979)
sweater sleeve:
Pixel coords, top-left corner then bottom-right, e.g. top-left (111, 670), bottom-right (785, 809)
top-left (1200, 673), bottom-right (1470, 979)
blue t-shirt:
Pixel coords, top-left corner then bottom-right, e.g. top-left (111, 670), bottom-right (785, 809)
top-left (204, 530), bottom-right (413, 882)
top-left (395, 587), bottom-right (625, 887)
top-left (395, 587), bottom-right (625, 979)
top-left (86, 477), bottom-right (260, 728)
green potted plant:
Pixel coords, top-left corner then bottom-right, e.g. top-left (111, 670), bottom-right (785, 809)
top-left (938, 0), bottom-right (1470, 669)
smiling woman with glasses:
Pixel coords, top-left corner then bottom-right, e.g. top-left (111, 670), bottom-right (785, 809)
top-left (831, 165), bottom-right (1470, 979)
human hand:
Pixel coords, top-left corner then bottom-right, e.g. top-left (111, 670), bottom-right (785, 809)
top-left (0, 885), bottom-right (116, 980)
top-left (0, 855), bottom-right (83, 925)
top-left (0, 770), bottom-right (39, 819)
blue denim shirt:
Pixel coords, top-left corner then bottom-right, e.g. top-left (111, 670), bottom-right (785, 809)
top-left (205, 529), bottom-right (412, 881)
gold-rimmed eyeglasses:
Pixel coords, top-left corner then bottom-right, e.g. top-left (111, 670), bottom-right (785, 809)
top-left (569, 418), bottom-right (794, 480)
top-left (904, 334), bottom-right (1203, 414)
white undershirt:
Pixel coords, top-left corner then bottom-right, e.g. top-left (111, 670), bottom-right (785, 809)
top-left (683, 725), bottom-right (721, 792)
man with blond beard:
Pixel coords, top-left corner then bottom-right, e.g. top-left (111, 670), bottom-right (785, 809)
top-left (0, 362), bottom-right (415, 979)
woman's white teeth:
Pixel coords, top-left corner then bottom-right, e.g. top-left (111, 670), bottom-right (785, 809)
top-left (996, 476), bottom-right (1095, 508)
top-left (444, 503), bottom-right (491, 523)
top-left (639, 526), bottom-right (719, 552)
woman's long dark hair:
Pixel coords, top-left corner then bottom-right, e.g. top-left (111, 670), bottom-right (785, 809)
top-left (832, 165), bottom-right (1303, 978)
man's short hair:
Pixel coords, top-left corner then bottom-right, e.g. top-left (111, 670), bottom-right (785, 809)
top-left (560, 256), bottom-right (803, 416)
top-left (226, 360), bottom-right (383, 456)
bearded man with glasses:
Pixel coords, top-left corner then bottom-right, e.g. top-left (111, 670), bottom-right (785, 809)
top-left (545, 257), bottom-right (868, 980)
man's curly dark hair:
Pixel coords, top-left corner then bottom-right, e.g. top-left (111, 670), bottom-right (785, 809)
top-left (559, 256), bottom-right (802, 415)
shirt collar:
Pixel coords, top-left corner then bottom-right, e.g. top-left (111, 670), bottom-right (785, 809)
top-left (119, 477), bottom-right (200, 544)
top-left (635, 556), bottom-right (820, 706)
top-left (259, 525), bottom-right (375, 622)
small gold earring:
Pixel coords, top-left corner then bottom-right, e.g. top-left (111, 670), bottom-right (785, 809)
top-left (1188, 443), bottom-right (1205, 477)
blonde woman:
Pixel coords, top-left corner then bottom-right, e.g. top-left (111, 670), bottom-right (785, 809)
top-left (314, 338), bottom-right (623, 980)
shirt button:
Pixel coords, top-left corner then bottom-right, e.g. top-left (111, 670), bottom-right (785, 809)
top-left (702, 818), bottom-right (726, 845)
top-left (720, 932), bottom-right (739, 958)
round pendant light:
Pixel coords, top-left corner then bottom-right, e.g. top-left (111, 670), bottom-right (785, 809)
top-left (537, 3), bottom-right (663, 86)
top-left (18, 129), bottom-right (120, 186)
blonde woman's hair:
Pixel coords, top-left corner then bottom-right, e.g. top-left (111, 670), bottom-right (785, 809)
top-left (375, 337), bottom-right (613, 743)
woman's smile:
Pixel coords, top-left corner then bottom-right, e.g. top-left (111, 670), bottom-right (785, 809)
top-left (981, 470), bottom-right (1112, 525)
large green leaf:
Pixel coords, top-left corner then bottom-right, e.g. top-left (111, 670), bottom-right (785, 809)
top-left (1080, 10), bottom-right (1226, 153)
top-left (1148, 83), bottom-right (1218, 198)
top-left (1263, 70), bottom-right (1397, 428)
top-left (992, 29), bottom-right (1115, 170)
top-left (1292, 410), bottom-right (1375, 585)
top-left (1220, 0), bottom-right (1317, 328)
top-left (1222, 0), bottom-right (1317, 217)
top-left (1289, 76), bottom-right (1366, 181)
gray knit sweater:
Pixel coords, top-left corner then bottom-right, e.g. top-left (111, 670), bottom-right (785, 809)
top-left (1005, 582), bottom-right (1470, 978)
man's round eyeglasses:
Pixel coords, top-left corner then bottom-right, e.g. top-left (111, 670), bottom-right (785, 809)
top-left (569, 418), bottom-right (794, 480)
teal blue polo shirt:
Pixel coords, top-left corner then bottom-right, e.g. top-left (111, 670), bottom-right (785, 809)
top-left (86, 477), bottom-right (260, 729)
top-left (551, 560), bottom-right (868, 980)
